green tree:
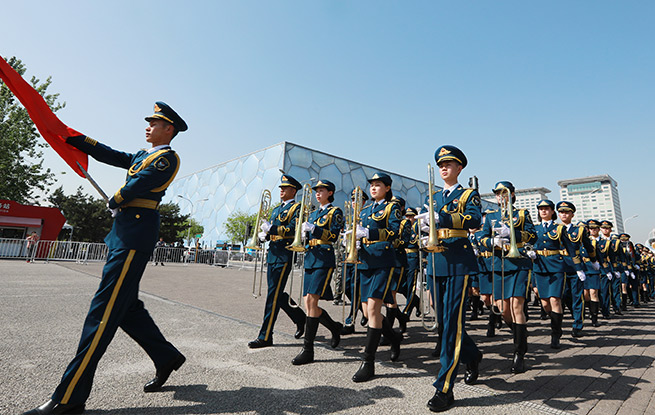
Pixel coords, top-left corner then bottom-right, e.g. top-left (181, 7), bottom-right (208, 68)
top-left (159, 202), bottom-right (190, 244)
top-left (0, 56), bottom-right (62, 204)
top-left (178, 218), bottom-right (204, 244)
top-left (223, 210), bottom-right (257, 246)
top-left (48, 186), bottom-right (112, 242)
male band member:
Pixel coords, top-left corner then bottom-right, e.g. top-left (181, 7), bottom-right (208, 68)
top-left (584, 220), bottom-right (608, 326)
top-left (387, 196), bottom-right (411, 334)
top-left (249, 175), bottom-right (307, 348)
top-left (24, 102), bottom-right (188, 415)
top-left (401, 207), bottom-right (421, 321)
top-left (589, 220), bottom-right (615, 319)
top-left (416, 145), bottom-right (482, 412)
top-left (557, 201), bottom-right (597, 337)
top-left (620, 233), bottom-right (640, 307)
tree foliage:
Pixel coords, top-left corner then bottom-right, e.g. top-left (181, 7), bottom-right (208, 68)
top-left (0, 56), bottom-right (61, 204)
top-left (159, 202), bottom-right (190, 244)
top-left (224, 210), bottom-right (257, 246)
top-left (48, 186), bottom-right (112, 242)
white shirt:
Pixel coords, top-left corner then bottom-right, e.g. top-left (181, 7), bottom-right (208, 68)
top-left (147, 144), bottom-right (171, 154)
top-left (442, 183), bottom-right (459, 198)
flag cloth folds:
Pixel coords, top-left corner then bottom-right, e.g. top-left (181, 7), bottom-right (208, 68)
top-left (0, 56), bottom-right (87, 177)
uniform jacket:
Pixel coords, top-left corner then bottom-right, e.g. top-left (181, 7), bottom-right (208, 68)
top-left (303, 205), bottom-right (343, 269)
top-left (480, 208), bottom-right (537, 273)
top-left (532, 222), bottom-right (581, 274)
top-left (67, 136), bottom-right (180, 253)
top-left (472, 229), bottom-right (492, 274)
top-left (393, 218), bottom-right (412, 268)
top-left (425, 185), bottom-right (482, 277)
top-left (358, 199), bottom-right (401, 270)
top-left (561, 224), bottom-right (597, 274)
top-left (266, 200), bottom-right (300, 264)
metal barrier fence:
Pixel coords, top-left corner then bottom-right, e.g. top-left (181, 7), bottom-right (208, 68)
top-left (0, 238), bottom-right (306, 269)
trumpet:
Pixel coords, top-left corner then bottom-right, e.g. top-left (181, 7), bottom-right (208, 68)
top-left (287, 183), bottom-right (313, 308)
top-left (497, 186), bottom-right (521, 259)
top-left (425, 164), bottom-right (445, 253)
top-left (246, 189), bottom-right (272, 298)
top-left (341, 187), bottom-right (363, 325)
top-left (418, 213), bottom-right (438, 331)
top-left (345, 186), bottom-right (363, 264)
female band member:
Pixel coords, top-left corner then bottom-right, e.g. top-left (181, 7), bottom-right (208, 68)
top-left (350, 172), bottom-right (402, 382)
top-left (480, 181), bottom-right (536, 374)
top-left (291, 180), bottom-right (344, 365)
top-left (530, 200), bottom-right (580, 349)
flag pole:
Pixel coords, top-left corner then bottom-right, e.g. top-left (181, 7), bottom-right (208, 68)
top-left (76, 162), bottom-right (109, 203)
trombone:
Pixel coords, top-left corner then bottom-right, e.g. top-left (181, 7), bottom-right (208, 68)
top-left (490, 186), bottom-right (522, 316)
top-left (286, 183), bottom-right (313, 308)
top-left (341, 186), bottom-right (363, 325)
top-left (246, 189), bottom-right (272, 298)
top-left (418, 163), bottom-right (441, 331)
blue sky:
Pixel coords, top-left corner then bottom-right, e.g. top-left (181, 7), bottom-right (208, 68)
top-left (3, 1), bottom-right (653, 244)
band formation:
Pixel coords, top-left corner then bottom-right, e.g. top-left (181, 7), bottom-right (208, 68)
top-left (22, 103), bottom-right (653, 414)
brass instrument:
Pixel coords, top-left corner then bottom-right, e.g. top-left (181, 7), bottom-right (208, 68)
top-left (247, 189), bottom-right (272, 298)
top-left (497, 186), bottom-right (521, 259)
top-left (418, 213), bottom-right (439, 331)
top-left (341, 187), bottom-right (363, 325)
top-left (425, 164), bottom-right (445, 253)
top-left (287, 183), bottom-right (313, 308)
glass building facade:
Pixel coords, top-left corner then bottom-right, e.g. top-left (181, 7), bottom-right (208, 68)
top-left (166, 142), bottom-right (433, 246)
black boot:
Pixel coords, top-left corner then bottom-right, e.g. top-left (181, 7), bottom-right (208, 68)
top-left (380, 307), bottom-right (397, 345)
top-left (352, 327), bottom-right (381, 382)
top-left (292, 317), bottom-right (318, 365)
top-left (470, 296), bottom-right (480, 321)
top-left (398, 310), bottom-right (409, 333)
top-left (583, 300), bottom-right (590, 320)
top-left (540, 304), bottom-right (549, 320)
top-left (550, 312), bottom-right (563, 349)
top-left (621, 293), bottom-right (628, 311)
top-left (486, 307), bottom-right (496, 337)
top-left (382, 316), bottom-right (401, 361)
top-left (318, 309), bottom-right (342, 348)
top-left (590, 301), bottom-right (601, 327)
top-left (523, 300), bottom-right (530, 322)
top-left (511, 323), bottom-right (528, 374)
top-left (431, 325), bottom-right (443, 357)
top-left (22, 400), bottom-right (85, 415)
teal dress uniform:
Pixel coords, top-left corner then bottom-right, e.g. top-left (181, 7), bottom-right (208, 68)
top-left (621, 235), bottom-right (640, 307)
top-left (473, 229), bottom-right (493, 296)
top-left (302, 203), bottom-right (343, 298)
top-left (424, 182), bottom-right (482, 397)
top-left (48, 103), bottom-right (187, 409)
top-left (401, 218), bottom-right (421, 318)
top-left (251, 182), bottom-right (307, 347)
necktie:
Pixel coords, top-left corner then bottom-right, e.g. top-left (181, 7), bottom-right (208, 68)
top-left (443, 190), bottom-right (450, 198)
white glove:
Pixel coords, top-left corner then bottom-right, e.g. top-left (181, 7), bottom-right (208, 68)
top-left (614, 271), bottom-right (621, 280)
top-left (356, 240), bottom-right (361, 249)
top-left (493, 237), bottom-right (508, 248)
top-left (591, 261), bottom-right (600, 271)
top-left (527, 250), bottom-right (537, 260)
top-left (107, 203), bottom-right (118, 218)
top-left (630, 272), bottom-right (636, 280)
top-left (473, 247), bottom-right (480, 256)
top-left (607, 272), bottom-right (613, 281)
top-left (577, 270), bottom-right (587, 282)
top-left (355, 224), bottom-right (369, 239)
top-left (625, 270), bottom-right (631, 277)
top-left (494, 223), bottom-right (511, 238)
top-left (415, 212), bottom-right (430, 223)
top-left (258, 231), bottom-right (267, 242)
top-left (634, 265), bottom-right (640, 270)
top-left (420, 222), bottom-right (430, 233)
top-left (260, 220), bottom-right (272, 233)
top-left (341, 232), bottom-right (349, 247)
top-left (301, 222), bottom-right (315, 233)
top-left (420, 236), bottom-right (428, 246)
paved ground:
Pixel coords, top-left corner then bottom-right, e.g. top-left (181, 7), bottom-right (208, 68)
top-left (1, 260), bottom-right (654, 414)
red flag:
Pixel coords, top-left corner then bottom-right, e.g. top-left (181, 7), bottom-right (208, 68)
top-left (0, 56), bottom-right (88, 177)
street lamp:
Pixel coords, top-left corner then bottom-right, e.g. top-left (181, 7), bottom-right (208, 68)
top-left (177, 195), bottom-right (209, 245)
top-left (623, 214), bottom-right (638, 231)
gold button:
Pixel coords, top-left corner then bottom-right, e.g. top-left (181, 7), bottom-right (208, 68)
top-left (136, 214), bottom-right (141, 219)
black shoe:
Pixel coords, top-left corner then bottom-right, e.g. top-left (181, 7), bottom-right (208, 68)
top-left (550, 336), bottom-right (561, 349)
top-left (390, 332), bottom-right (401, 362)
top-left (248, 338), bottom-right (272, 349)
top-left (340, 324), bottom-right (355, 335)
top-left (352, 360), bottom-right (375, 382)
top-left (464, 351), bottom-right (482, 384)
top-left (398, 312), bottom-right (408, 333)
top-left (161, 263), bottom-right (165, 266)
top-left (291, 347), bottom-right (314, 365)
top-left (427, 390), bottom-right (455, 412)
top-left (295, 317), bottom-right (306, 339)
top-left (144, 354), bottom-right (186, 392)
top-left (360, 316), bottom-right (368, 326)
top-left (330, 323), bottom-right (342, 348)
top-left (22, 400), bottom-right (85, 415)
top-left (615, 309), bottom-right (623, 316)
top-left (572, 328), bottom-right (583, 338)
top-left (511, 352), bottom-right (526, 374)
top-left (415, 308), bottom-right (422, 318)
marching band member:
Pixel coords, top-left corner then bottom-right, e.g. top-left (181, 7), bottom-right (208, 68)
top-left (387, 196), bottom-right (412, 334)
top-left (620, 234), bottom-right (640, 308)
top-left (475, 210), bottom-right (499, 337)
top-left (350, 172), bottom-right (402, 383)
top-left (600, 221), bottom-right (624, 315)
top-left (249, 175), bottom-right (307, 349)
top-left (480, 181), bottom-right (536, 373)
top-left (401, 207), bottom-right (421, 320)
top-left (292, 180), bottom-right (344, 365)
top-left (584, 220), bottom-right (608, 326)
top-left (589, 220), bottom-right (614, 319)
top-left (467, 225), bottom-right (483, 321)
top-left (530, 200), bottom-right (580, 349)
top-left (557, 201), bottom-right (597, 338)
top-left (340, 188), bottom-right (369, 336)
top-left (417, 146), bottom-right (482, 412)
